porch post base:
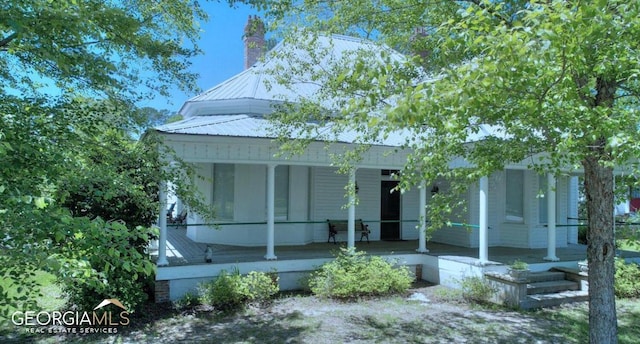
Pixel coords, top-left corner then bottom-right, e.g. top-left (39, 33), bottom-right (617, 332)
top-left (478, 260), bottom-right (489, 266)
top-left (415, 248), bottom-right (429, 253)
top-left (543, 256), bottom-right (560, 262)
top-left (156, 258), bottom-right (169, 267)
top-left (264, 255), bottom-right (277, 260)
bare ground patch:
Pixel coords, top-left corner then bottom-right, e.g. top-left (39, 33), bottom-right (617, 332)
top-left (7, 282), bottom-right (640, 343)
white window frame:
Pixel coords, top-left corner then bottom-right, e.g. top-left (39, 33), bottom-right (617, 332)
top-left (538, 174), bottom-right (548, 224)
top-left (505, 169), bottom-right (524, 223)
top-left (213, 164), bottom-right (235, 221)
top-left (273, 165), bottom-right (289, 220)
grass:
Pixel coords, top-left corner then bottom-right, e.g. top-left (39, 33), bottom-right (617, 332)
top-left (0, 270), bottom-right (66, 314)
top-left (0, 270), bottom-right (66, 342)
top-left (532, 299), bottom-right (640, 344)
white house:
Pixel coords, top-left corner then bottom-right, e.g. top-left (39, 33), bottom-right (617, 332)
top-left (151, 17), bottom-right (582, 301)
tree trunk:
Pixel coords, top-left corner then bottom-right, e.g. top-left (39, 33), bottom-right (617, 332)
top-left (582, 155), bottom-right (617, 344)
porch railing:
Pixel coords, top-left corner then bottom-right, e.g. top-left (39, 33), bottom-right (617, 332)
top-left (167, 219), bottom-right (481, 228)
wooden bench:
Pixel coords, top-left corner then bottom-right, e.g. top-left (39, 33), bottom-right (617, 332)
top-left (327, 219), bottom-right (370, 244)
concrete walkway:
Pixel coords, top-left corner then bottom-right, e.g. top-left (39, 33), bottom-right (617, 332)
top-left (149, 226), bottom-right (640, 267)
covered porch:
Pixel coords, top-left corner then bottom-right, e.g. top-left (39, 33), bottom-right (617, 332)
top-left (152, 225), bottom-right (598, 267)
top-left (152, 225), bottom-right (640, 302)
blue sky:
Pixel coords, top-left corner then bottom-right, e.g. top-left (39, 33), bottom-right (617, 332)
top-left (138, 2), bottom-right (259, 113)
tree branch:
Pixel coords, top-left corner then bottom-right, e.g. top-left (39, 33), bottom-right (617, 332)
top-left (615, 84), bottom-right (640, 100)
top-left (538, 42), bottom-right (567, 106)
top-left (0, 31), bottom-right (17, 50)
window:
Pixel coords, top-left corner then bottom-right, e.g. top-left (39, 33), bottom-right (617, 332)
top-left (505, 170), bottom-right (524, 222)
top-left (538, 174), bottom-right (548, 224)
top-left (274, 166), bottom-right (289, 219)
top-left (213, 164), bottom-right (234, 220)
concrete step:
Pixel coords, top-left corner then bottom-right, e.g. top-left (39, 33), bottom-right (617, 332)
top-left (521, 290), bottom-right (589, 309)
top-left (527, 280), bottom-right (580, 295)
top-left (527, 271), bottom-right (566, 283)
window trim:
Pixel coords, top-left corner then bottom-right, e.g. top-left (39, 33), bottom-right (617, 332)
top-left (213, 163), bottom-right (235, 221)
top-left (505, 169), bottom-right (525, 223)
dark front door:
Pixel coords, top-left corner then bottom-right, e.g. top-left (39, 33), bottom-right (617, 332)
top-left (380, 181), bottom-right (401, 240)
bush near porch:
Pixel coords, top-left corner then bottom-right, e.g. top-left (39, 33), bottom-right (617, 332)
top-left (308, 247), bottom-right (413, 299)
top-left (615, 258), bottom-right (640, 299)
top-left (196, 269), bottom-right (279, 312)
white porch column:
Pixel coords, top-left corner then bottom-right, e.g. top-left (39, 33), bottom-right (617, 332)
top-left (157, 181), bottom-right (169, 266)
top-left (265, 164), bottom-right (277, 260)
top-left (347, 168), bottom-right (356, 249)
top-left (417, 181), bottom-right (429, 253)
top-left (544, 173), bottom-right (559, 261)
top-left (479, 176), bottom-right (489, 264)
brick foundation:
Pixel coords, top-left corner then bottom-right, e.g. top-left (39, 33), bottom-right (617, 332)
top-left (415, 264), bottom-right (423, 281)
top-left (155, 280), bottom-right (170, 303)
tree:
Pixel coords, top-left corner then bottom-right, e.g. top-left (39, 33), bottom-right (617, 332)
top-left (0, 0), bottom-right (206, 101)
top-left (0, 0), bottom-right (220, 315)
top-left (250, 1), bottom-right (640, 342)
top-left (134, 107), bottom-right (183, 135)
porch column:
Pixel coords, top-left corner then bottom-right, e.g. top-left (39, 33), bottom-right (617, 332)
top-left (479, 176), bottom-right (489, 264)
top-left (544, 173), bottom-right (559, 261)
top-left (265, 164), bottom-right (277, 260)
top-left (157, 181), bottom-right (169, 266)
top-left (347, 168), bottom-right (356, 249)
top-left (417, 181), bottom-right (429, 253)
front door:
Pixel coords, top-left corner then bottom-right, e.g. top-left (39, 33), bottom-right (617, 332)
top-left (380, 181), bottom-right (401, 240)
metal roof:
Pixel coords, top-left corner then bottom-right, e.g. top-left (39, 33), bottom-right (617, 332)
top-left (178, 34), bottom-right (406, 117)
top-left (156, 114), bottom-right (412, 147)
top-left (159, 33), bottom-right (505, 147)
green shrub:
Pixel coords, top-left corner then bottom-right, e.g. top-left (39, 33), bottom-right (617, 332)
top-left (308, 247), bottom-right (413, 300)
top-left (459, 276), bottom-right (496, 304)
top-left (55, 219), bottom-right (156, 313)
top-left (173, 291), bottom-right (199, 310)
top-left (615, 258), bottom-right (640, 298)
top-left (198, 269), bottom-right (279, 311)
top-left (244, 271), bottom-right (279, 303)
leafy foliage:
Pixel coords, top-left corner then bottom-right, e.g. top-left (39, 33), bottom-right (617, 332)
top-left (510, 259), bottom-right (529, 271)
top-left (197, 270), bottom-right (279, 312)
top-left (53, 220), bottom-right (157, 312)
top-left (173, 291), bottom-right (199, 311)
top-left (254, 1), bottom-right (640, 341)
top-left (0, 0), bottom-right (224, 315)
top-left (459, 276), bottom-right (496, 305)
top-left (615, 259), bottom-right (640, 299)
top-left (308, 247), bottom-right (413, 300)
top-left (0, 0), bottom-right (206, 100)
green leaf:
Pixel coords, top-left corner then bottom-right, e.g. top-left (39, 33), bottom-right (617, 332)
top-left (34, 197), bottom-right (47, 209)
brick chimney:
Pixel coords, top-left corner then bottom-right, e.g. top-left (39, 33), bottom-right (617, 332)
top-left (243, 15), bottom-right (265, 69)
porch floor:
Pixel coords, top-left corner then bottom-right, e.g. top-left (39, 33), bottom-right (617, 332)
top-left (150, 226), bottom-right (640, 267)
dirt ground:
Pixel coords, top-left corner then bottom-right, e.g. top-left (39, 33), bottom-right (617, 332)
top-left (13, 281), bottom-right (595, 344)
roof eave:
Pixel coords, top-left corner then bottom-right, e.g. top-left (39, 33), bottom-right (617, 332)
top-left (179, 98), bottom-right (284, 117)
